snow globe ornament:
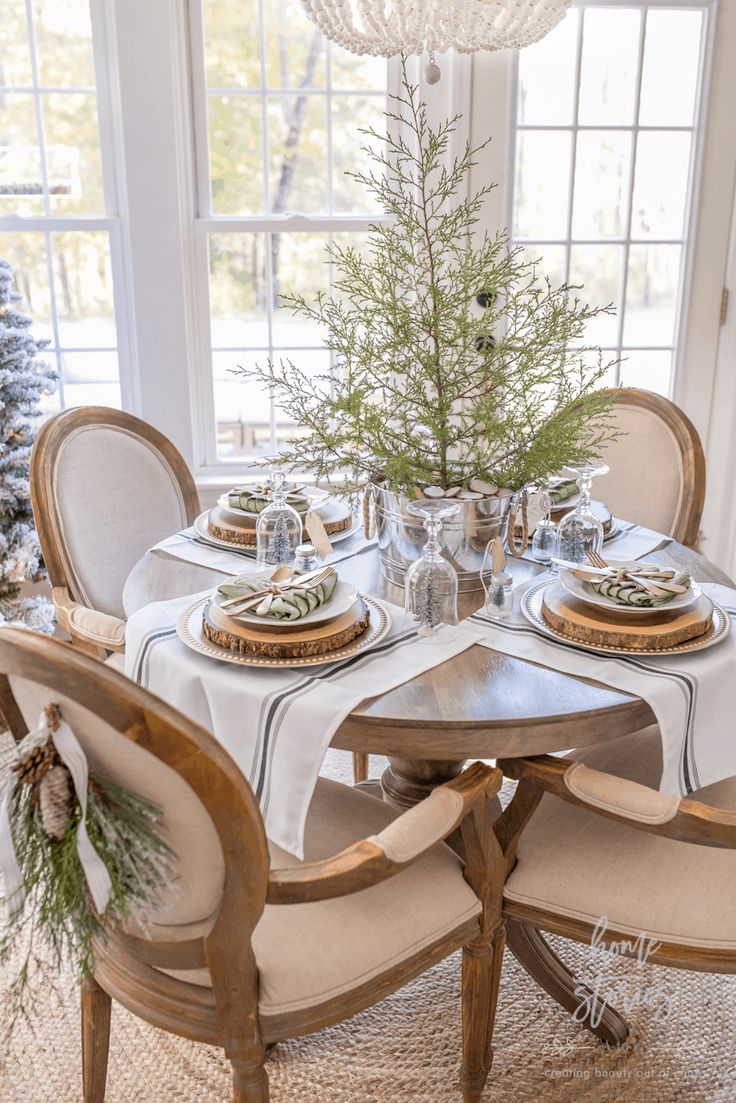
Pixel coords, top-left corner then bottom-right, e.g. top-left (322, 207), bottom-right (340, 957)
top-left (255, 471), bottom-right (303, 568)
top-left (404, 499), bottom-right (459, 641)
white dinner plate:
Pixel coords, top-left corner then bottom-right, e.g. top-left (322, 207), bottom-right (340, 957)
top-left (176, 592), bottom-right (392, 669)
top-left (521, 578), bottom-right (730, 657)
top-left (559, 560), bottom-right (702, 617)
top-left (213, 571), bottom-right (360, 628)
top-left (193, 509), bottom-right (363, 552)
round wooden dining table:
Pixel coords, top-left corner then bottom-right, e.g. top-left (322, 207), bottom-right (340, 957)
top-left (123, 535), bottom-right (730, 805)
top-left (123, 530), bottom-right (732, 1046)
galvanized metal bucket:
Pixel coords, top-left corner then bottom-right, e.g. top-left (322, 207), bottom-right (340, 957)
top-left (372, 483), bottom-right (514, 593)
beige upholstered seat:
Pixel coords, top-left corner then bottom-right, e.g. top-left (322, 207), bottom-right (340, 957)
top-left (165, 778), bottom-right (481, 1014)
top-left (0, 630), bottom-right (502, 1103)
top-left (504, 727), bottom-right (736, 950)
top-left (594, 388), bottom-right (705, 545)
top-left (30, 407), bottom-right (199, 651)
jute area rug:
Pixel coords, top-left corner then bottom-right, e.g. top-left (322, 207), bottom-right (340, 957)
top-left (1, 746), bottom-right (734, 1103)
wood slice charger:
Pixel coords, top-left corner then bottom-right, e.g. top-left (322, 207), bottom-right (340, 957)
top-left (541, 582), bottom-right (712, 651)
top-left (203, 596), bottom-right (370, 659)
top-left (207, 501), bottom-right (353, 547)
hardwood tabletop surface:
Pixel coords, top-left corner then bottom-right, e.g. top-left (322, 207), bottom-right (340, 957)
top-left (123, 536), bottom-right (732, 762)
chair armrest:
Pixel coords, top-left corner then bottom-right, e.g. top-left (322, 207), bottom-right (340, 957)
top-left (52, 587), bottom-right (126, 654)
top-left (267, 761), bottom-right (502, 905)
top-left (500, 754), bottom-right (736, 848)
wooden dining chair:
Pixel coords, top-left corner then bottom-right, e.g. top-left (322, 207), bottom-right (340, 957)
top-left (494, 726), bottom-right (736, 1046)
top-left (30, 406), bottom-right (200, 658)
top-left (594, 388), bottom-right (706, 547)
top-left (0, 628), bottom-right (504, 1103)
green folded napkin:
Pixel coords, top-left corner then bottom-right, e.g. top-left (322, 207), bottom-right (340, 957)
top-left (227, 488), bottom-right (309, 514)
top-left (218, 572), bottom-right (338, 621)
top-left (549, 479), bottom-right (578, 505)
top-left (590, 572), bottom-right (691, 608)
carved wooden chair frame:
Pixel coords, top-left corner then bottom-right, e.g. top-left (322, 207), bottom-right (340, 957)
top-left (494, 752), bottom-right (736, 1046)
top-left (0, 629), bottom-right (505, 1103)
top-left (30, 406), bottom-right (200, 657)
top-left (604, 387), bottom-right (706, 548)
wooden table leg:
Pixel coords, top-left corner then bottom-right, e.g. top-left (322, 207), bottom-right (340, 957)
top-left (506, 921), bottom-right (629, 1046)
top-left (381, 756), bottom-right (466, 808)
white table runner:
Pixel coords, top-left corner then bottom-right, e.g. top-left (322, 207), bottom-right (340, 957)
top-left (125, 591), bottom-right (486, 857)
top-left (471, 580), bottom-right (736, 796)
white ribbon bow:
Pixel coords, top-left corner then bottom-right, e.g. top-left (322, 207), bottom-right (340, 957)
top-left (0, 710), bottom-right (113, 919)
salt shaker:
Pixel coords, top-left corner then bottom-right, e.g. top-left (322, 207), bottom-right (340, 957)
top-left (294, 542), bottom-right (319, 572)
top-left (531, 517), bottom-right (557, 564)
top-left (485, 570), bottom-right (514, 621)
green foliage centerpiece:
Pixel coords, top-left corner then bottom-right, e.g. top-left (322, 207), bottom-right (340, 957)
top-left (244, 68), bottom-right (618, 587)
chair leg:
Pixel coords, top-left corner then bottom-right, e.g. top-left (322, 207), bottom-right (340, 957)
top-left (352, 751), bottom-right (369, 784)
top-left (231, 1051), bottom-right (270, 1103)
top-left (461, 922), bottom-right (505, 1103)
top-left (81, 977), bottom-right (111, 1103)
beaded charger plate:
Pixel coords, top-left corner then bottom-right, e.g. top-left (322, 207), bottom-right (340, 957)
top-left (176, 591), bottom-right (392, 669)
top-left (521, 578), bottom-right (731, 657)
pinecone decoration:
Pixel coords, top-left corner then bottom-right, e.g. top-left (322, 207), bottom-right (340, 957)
top-left (12, 739), bottom-right (57, 786)
top-left (39, 765), bottom-right (74, 840)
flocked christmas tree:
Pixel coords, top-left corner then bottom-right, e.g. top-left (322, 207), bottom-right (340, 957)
top-left (0, 259), bottom-right (56, 631)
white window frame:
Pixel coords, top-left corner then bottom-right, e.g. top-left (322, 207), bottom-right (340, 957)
top-left (0, 0), bottom-right (138, 412)
top-left (505, 0), bottom-right (718, 397)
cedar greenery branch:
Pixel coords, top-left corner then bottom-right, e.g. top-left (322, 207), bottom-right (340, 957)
top-left (0, 705), bottom-right (173, 1028)
top-left (240, 66), bottom-right (619, 493)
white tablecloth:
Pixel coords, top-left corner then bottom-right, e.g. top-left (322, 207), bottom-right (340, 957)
top-left (471, 579), bottom-right (736, 796)
top-left (125, 591), bottom-right (486, 857)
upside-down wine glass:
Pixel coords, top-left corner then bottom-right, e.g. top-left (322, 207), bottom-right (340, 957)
top-left (404, 500), bottom-right (460, 642)
top-left (255, 471), bottom-right (303, 568)
top-left (555, 463), bottom-right (610, 564)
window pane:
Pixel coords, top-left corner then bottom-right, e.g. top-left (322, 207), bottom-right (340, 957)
top-left (569, 244), bottom-right (624, 345)
top-left (209, 233), bottom-right (269, 348)
top-left (62, 380), bottom-right (122, 409)
top-left (0, 93), bottom-right (44, 216)
top-left (639, 10), bottom-right (703, 127)
top-left (201, 0), bottom-right (260, 88)
top-left (623, 245), bottom-right (682, 348)
top-left (214, 351), bottom-right (273, 459)
top-left (274, 348), bottom-right (331, 447)
top-left (0, 1), bottom-right (33, 86)
top-left (60, 350), bottom-right (119, 385)
top-left (33, 0), bottom-right (96, 88)
top-left (51, 231), bottom-right (117, 348)
top-left (332, 94), bottom-right (384, 214)
top-left (520, 244), bottom-right (567, 288)
top-left (272, 233), bottom-right (328, 345)
top-left (514, 131), bottom-right (572, 239)
top-left (268, 95), bottom-right (327, 214)
top-left (572, 131), bottom-right (632, 239)
top-left (208, 95), bottom-right (264, 214)
top-left (578, 8), bottom-right (641, 126)
top-left (265, 0), bottom-right (325, 89)
top-left (43, 92), bottom-right (104, 214)
top-left (517, 11), bottom-right (579, 126)
top-left (0, 231), bottom-right (53, 343)
top-left (330, 44), bottom-right (386, 92)
top-left (632, 131), bottom-right (691, 240)
top-left (619, 349), bottom-right (672, 395)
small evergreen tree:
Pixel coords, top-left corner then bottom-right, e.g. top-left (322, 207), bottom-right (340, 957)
top-left (244, 68), bottom-right (619, 493)
top-left (0, 259), bottom-right (56, 631)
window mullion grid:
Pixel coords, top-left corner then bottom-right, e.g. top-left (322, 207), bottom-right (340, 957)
top-left (614, 8), bottom-right (649, 387)
top-left (255, 0), bottom-right (277, 448)
top-left (23, 0), bottom-right (66, 404)
top-left (563, 9), bottom-right (585, 287)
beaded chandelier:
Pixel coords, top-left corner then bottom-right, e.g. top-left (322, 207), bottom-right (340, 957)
top-left (299, 0), bottom-right (572, 80)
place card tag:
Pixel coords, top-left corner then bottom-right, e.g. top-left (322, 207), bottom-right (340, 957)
top-left (305, 510), bottom-right (333, 560)
top-left (526, 489), bottom-right (551, 534)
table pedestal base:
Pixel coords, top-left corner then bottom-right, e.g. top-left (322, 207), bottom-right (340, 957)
top-left (381, 756), bottom-right (467, 808)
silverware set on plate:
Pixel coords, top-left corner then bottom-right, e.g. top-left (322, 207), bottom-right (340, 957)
top-left (219, 565), bottom-right (335, 617)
